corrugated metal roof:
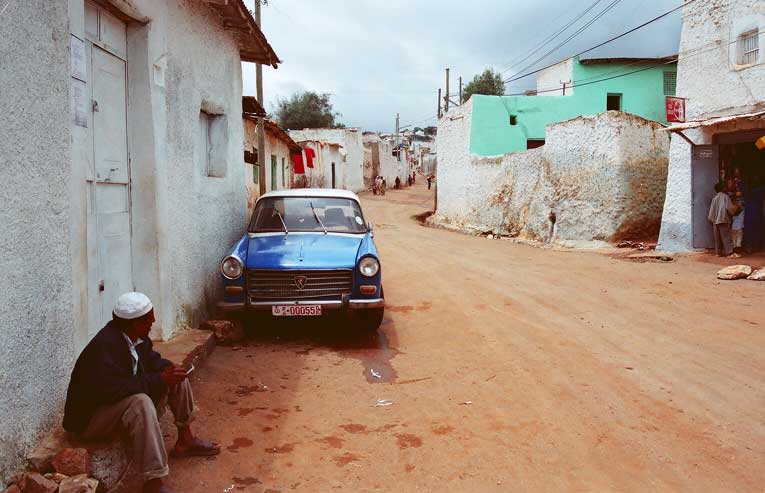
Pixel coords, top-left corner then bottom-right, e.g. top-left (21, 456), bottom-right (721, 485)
top-left (663, 110), bottom-right (765, 132)
top-left (204, 0), bottom-right (280, 67)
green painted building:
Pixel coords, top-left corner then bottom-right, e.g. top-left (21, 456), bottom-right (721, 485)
top-left (469, 56), bottom-right (678, 156)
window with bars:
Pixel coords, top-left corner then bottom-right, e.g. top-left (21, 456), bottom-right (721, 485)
top-left (663, 71), bottom-right (677, 96)
top-left (739, 30), bottom-right (759, 65)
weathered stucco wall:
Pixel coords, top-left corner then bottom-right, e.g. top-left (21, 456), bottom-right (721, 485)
top-left (0, 0), bottom-right (75, 484)
top-left (658, 0), bottom-right (765, 251)
top-left (363, 134), bottom-right (405, 187)
top-left (434, 111), bottom-right (670, 244)
top-left (160, 0), bottom-right (247, 337)
top-left (289, 129), bottom-right (366, 192)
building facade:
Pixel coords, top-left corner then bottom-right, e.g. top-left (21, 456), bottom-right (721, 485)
top-left (243, 117), bottom-right (301, 218)
top-left (0, 0), bottom-right (278, 483)
top-left (467, 56), bottom-right (677, 157)
top-left (433, 102), bottom-right (670, 244)
top-left (289, 129), bottom-right (366, 192)
top-left (658, 0), bottom-right (765, 251)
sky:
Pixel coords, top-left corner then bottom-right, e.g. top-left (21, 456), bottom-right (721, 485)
top-left (242, 0), bottom-right (683, 133)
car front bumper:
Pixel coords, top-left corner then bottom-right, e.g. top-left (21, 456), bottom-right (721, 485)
top-left (217, 297), bottom-right (384, 314)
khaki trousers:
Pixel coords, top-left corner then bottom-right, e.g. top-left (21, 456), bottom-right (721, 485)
top-left (713, 223), bottom-right (734, 256)
top-left (80, 379), bottom-right (195, 481)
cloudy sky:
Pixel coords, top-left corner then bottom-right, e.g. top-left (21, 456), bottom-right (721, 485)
top-left (242, 0), bottom-right (683, 133)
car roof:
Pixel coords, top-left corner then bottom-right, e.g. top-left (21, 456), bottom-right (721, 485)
top-left (257, 188), bottom-right (361, 202)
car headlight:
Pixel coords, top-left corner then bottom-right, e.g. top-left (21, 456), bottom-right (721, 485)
top-left (221, 256), bottom-right (243, 280)
top-left (359, 257), bottom-right (380, 277)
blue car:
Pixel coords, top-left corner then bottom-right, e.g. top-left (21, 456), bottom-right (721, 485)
top-left (217, 189), bottom-right (385, 331)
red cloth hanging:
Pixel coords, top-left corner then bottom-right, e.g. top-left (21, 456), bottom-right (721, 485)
top-left (291, 153), bottom-right (305, 174)
top-left (304, 147), bottom-right (316, 168)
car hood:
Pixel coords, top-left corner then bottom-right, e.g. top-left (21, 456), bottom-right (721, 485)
top-left (246, 233), bottom-right (363, 270)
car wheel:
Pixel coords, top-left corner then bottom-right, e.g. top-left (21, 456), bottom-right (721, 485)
top-left (355, 286), bottom-right (384, 332)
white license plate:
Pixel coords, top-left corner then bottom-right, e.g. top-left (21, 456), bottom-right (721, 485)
top-left (272, 305), bottom-right (323, 317)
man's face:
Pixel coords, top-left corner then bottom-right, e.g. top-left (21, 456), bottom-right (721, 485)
top-left (133, 309), bottom-right (155, 339)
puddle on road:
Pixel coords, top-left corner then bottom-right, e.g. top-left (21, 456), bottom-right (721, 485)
top-left (244, 314), bottom-right (400, 384)
top-left (227, 437), bottom-right (254, 452)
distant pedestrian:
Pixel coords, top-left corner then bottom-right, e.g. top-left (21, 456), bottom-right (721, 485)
top-left (412, 172), bottom-right (416, 183)
top-left (708, 182), bottom-right (738, 258)
top-left (381, 179), bottom-right (387, 196)
top-left (427, 176), bottom-right (432, 190)
top-left (395, 176), bottom-right (401, 189)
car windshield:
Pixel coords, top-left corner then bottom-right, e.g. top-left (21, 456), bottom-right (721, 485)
top-left (249, 196), bottom-right (368, 234)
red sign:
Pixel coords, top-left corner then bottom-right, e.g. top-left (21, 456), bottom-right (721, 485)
top-left (666, 96), bottom-right (686, 123)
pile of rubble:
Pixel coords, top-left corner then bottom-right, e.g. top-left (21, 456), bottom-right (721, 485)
top-left (5, 448), bottom-right (98, 493)
top-left (717, 265), bottom-right (765, 281)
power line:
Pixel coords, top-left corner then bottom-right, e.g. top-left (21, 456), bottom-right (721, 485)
top-left (505, 0), bottom-right (696, 85)
top-left (499, 0), bottom-right (605, 75)
top-left (504, 0), bottom-right (623, 82)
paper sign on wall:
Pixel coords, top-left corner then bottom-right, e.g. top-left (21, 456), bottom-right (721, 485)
top-left (72, 79), bottom-right (88, 128)
top-left (70, 35), bottom-right (87, 82)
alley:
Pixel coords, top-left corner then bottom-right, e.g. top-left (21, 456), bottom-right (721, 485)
top-left (167, 183), bottom-right (765, 492)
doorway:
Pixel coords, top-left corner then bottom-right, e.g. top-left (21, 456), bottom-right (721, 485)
top-left (331, 162), bottom-right (336, 188)
top-left (271, 154), bottom-right (277, 191)
top-left (85, 2), bottom-right (133, 336)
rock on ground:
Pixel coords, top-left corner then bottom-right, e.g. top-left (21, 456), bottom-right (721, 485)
top-left (52, 448), bottom-right (90, 477)
top-left (57, 474), bottom-right (98, 493)
top-left (747, 268), bottom-right (765, 281)
top-left (717, 265), bottom-right (752, 280)
top-left (17, 472), bottom-right (58, 493)
top-left (200, 319), bottom-right (244, 343)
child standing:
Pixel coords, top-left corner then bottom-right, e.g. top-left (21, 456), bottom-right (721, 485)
top-left (732, 191), bottom-right (746, 253)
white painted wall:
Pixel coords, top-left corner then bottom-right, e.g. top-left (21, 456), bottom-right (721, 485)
top-left (0, 0), bottom-right (256, 483)
top-left (658, 0), bottom-right (765, 251)
top-left (289, 129), bottom-right (366, 192)
top-left (435, 109), bottom-right (670, 244)
top-left (536, 58), bottom-right (574, 96)
top-left (363, 133), bottom-right (407, 187)
top-left (0, 0), bottom-right (75, 483)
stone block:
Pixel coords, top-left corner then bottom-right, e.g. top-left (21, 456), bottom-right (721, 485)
top-left (717, 265), bottom-right (752, 280)
top-left (18, 472), bottom-right (57, 493)
top-left (201, 320), bottom-right (244, 344)
top-left (58, 474), bottom-right (98, 493)
top-left (747, 268), bottom-right (765, 281)
top-left (52, 448), bottom-right (90, 476)
top-left (4, 485), bottom-right (21, 493)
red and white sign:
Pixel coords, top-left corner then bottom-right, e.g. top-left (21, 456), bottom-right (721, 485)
top-left (666, 96), bottom-right (686, 123)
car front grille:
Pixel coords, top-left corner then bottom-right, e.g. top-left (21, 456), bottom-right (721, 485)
top-left (247, 269), bottom-right (354, 301)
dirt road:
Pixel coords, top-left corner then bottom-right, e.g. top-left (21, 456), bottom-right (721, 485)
top-left (167, 182), bottom-right (765, 492)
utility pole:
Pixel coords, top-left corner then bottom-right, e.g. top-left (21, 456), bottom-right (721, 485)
top-left (395, 113), bottom-right (400, 158)
top-left (437, 88), bottom-right (442, 119)
top-left (459, 76), bottom-right (463, 105)
top-left (255, 0), bottom-right (266, 195)
top-left (445, 68), bottom-right (450, 113)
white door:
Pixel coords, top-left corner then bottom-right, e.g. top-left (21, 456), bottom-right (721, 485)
top-left (691, 145), bottom-right (719, 249)
top-left (85, 4), bottom-right (132, 336)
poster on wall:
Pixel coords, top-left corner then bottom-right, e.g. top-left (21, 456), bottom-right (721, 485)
top-left (71, 79), bottom-right (88, 128)
top-left (70, 35), bottom-right (87, 82)
top-left (666, 96), bottom-right (686, 123)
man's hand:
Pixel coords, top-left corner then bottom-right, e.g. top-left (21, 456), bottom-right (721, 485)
top-left (160, 365), bottom-right (188, 386)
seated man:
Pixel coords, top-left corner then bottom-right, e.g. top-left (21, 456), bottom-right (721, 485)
top-left (63, 292), bottom-right (219, 493)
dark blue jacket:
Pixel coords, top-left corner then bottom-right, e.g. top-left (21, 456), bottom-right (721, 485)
top-left (63, 321), bottom-right (172, 433)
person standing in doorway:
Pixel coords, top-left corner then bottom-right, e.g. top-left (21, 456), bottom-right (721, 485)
top-left (708, 182), bottom-right (738, 258)
top-left (427, 175), bottom-right (432, 190)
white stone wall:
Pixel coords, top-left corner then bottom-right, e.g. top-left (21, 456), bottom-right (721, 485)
top-left (363, 134), bottom-right (407, 187)
top-left (289, 129), bottom-right (366, 192)
top-left (434, 110), bottom-right (670, 244)
top-left (658, 0), bottom-right (765, 251)
top-left (0, 0), bottom-right (75, 483)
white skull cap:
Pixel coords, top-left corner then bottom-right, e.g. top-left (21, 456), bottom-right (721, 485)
top-left (114, 292), bottom-right (153, 320)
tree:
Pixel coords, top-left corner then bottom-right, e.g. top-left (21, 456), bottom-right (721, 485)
top-left (423, 126), bottom-right (437, 136)
top-left (461, 68), bottom-right (505, 103)
top-left (275, 91), bottom-right (343, 130)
